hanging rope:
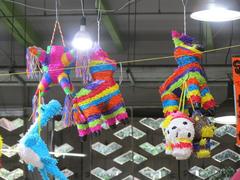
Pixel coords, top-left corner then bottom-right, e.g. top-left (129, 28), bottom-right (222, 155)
top-left (2, 0), bottom-right (135, 13)
top-left (0, 44), bottom-right (240, 77)
top-left (119, 62), bottom-right (123, 85)
top-left (178, 83), bottom-right (184, 111)
top-left (97, 0), bottom-right (102, 45)
top-left (50, 0), bottom-right (65, 46)
top-left (181, 0), bottom-right (188, 35)
top-left (80, 0), bottom-right (85, 17)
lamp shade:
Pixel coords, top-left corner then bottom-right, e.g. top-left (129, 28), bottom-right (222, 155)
top-left (190, 0), bottom-right (240, 22)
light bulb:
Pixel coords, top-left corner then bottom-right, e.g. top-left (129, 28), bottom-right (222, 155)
top-left (190, 3), bottom-right (240, 22)
top-left (72, 17), bottom-right (93, 51)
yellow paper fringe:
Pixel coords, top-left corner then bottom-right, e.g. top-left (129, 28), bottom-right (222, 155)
top-left (0, 135), bottom-right (3, 158)
top-left (197, 149), bottom-right (210, 158)
top-left (201, 125), bottom-right (215, 138)
top-left (199, 138), bottom-right (207, 146)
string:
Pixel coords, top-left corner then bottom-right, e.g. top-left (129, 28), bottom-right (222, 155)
top-left (80, 0), bottom-right (85, 17)
top-left (55, 0), bottom-right (59, 22)
top-left (0, 43), bottom-right (240, 77)
top-left (178, 84), bottom-right (184, 111)
top-left (2, 0), bottom-right (135, 13)
top-left (50, 0), bottom-right (65, 46)
top-left (119, 62), bottom-right (123, 85)
top-left (97, 0), bottom-right (102, 45)
top-left (181, 83), bottom-right (186, 112)
top-left (181, 0), bottom-right (188, 35)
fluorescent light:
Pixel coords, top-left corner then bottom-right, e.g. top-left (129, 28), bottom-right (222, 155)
top-left (72, 16), bottom-right (93, 51)
top-left (212, 115), bottom-right (236, 125)
top-left (190, 4), bottom-right (240, 22)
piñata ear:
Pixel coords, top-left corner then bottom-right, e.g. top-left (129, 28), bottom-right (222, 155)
top-left (171, 30), bottom-right (181, 39)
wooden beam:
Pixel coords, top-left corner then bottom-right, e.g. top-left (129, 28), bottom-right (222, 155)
top-left (0, 1), bottom-right (40, 46)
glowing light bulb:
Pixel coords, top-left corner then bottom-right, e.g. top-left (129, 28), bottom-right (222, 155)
top-left (72, 17), bottom-right (93, 51)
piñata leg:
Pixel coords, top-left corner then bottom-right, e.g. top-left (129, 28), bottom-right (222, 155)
top-left (58, 72), bottom-right (75, 125)
top-left (200, 84), bottom-right (215, 116)
top-left (72, 102), bottom-right (89, 142)
top-left (32, 73), bottom-right (52, 120)
top-left (161, 92), bottom-right (179, 116)
top-left (186, 77), bottom-right (201, 109)
top-left (103, 93), bottom-right (128, 128)
top-left (73, 84), bottom-right (103, 140)
top-left (58, 72), bottom-right (74, 96)
top-left (84, 105), bottom-right (103, 137)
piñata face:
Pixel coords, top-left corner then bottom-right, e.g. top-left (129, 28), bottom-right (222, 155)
top-left (166, 117), bottom-right (195, 142)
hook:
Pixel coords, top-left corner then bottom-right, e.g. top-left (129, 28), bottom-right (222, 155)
top-left (97, 0), bottom-right (102, 45)
top-left (80, 0), bottom-right (85, 17)
top-left (181, 0), bottom-right (188, 35)
top-left (55, 0), bottom-right (59, 22)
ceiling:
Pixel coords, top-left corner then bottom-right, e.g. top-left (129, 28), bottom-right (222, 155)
top-left (0, 0), bottom-right (239, 112)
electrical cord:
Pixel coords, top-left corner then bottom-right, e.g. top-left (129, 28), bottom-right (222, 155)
top-left (2, 0), bottom-right (136, 13)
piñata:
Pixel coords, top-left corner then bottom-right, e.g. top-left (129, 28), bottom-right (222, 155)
top-left (18, 100), bottom-right (67, 180)
top-left (72, 45), bottom-right (128, 141)
top-left (160, 31), bottom-right (216, 159)
top-left (159, 30), bottom-right (216, 117)
top-left (26, 45), bottom-right (76, 124)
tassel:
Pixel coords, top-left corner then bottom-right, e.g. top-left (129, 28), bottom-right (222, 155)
top-left (75, 52), bottom-right (91, 85)
top-left (26, 48), bottom-right (41, 80)
top-left (62, 95), bottom-right (74, 127)
top-left (32, 95), bottom-right (38, 121)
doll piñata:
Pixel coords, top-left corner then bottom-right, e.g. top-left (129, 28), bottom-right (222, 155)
top-left (18, 100), bottom-right (67, 180)
top-left (161, 111), bottom-right (195, 160)
top-left (72, 45), bottom-right (128, 141)
top-left (26, 45), bottom-right (77, 125)
top-left (159, 30), bottom-right (216, 117)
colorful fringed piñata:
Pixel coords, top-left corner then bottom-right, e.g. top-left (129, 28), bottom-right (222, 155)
top-left (72, 45), bottom-right (128, 141)
top-left (26, 45), bottom-right (77, 124)
top-left (18, 100), bottom-right (67, 180)
top-left (159, 31), bottom-right (216, 117)
top-left (192, 111), bottom-right (215, 158)
top-left (159, 31), bottom-right (216, 160)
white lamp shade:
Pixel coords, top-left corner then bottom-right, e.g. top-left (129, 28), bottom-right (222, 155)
top-left (191, 8), bottom-right (240, 22)
top-left (190, 1), bottom-right (240, 22)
